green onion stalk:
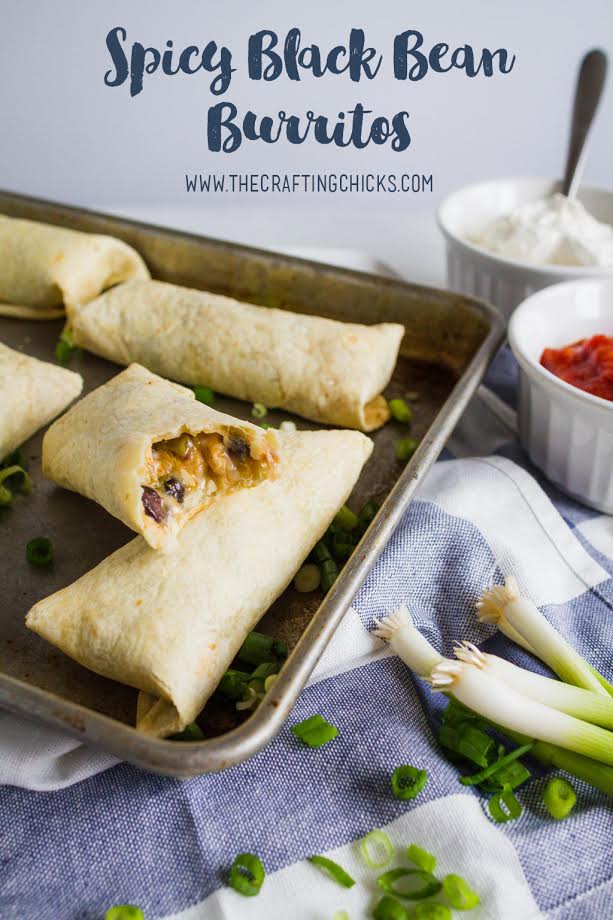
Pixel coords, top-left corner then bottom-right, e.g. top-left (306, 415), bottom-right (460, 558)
top-left (476, 576), bottom-right (612, 697)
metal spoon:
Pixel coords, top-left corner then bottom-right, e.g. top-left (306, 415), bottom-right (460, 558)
top-left (561, 49), bottom-right (608, 198)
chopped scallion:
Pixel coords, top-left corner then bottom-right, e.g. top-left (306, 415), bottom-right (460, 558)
top-left (192, 385), bottom-right (215, 405)
top-left (359, 829), bottom-right (394, 870)
top-left (251, 402), bottom-right (267, 419)
top-left (391, 764), bottom-right (428, 801)
top-left (26, 537), bottom-right (53, 567)
top-left (388, 398), bottom-right (413, 424)
top-left (377, 868), bottom-right (441, 901)
top-left (217, 668), bottom-right (251, 701)
top-left (332, 912), bottom-right (351, 920)
top-left (372, 894), bottom-right (410, 920)
top-left (333, 505), bottom-right (359, 532)
top-left (171, 722), bottom-right (204, 741)
top-left (395, 437), bottom-right (418, 463)
top-left (488, 786), bottom-right (522, 823)
top-left (279, 420), bottom-right (297, 432)
top-left (543, 776), bottom-right (576, 820)
top-left (312, 540), bottom-right (332, 563)
top-left (413, 904), bottom-right (452, 920)
top-left (55, 327), bottom-right (77, 364)
top-left (0, 465), bottom-right (32, 506)
top-left (406, 844), bottom-right (436, 874)
top-left (320, 558), bottom-right (339, 593)
top-left (307, 855), bottom-right (355, 888)
top-left (357, 500), bottom-right (379, 531)
top-left (294, 563), bottom-right (321, 593)
top-left (238, 630), bottom-right (286, 666)
top-left (291, 714), bottom-right (338, 748)
top-left (104, 907), bottom-right (144, 920)
top-left (442, 873), bottom-right (480, 910)
top-left (228, 852), bottom-right (265, 897)
top-left (459, 742), bottom-right (534, 787)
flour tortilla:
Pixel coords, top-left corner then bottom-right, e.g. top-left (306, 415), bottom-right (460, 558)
top-left (43, 363), bottom-right (279, 551)
top-left (0, 342), bottom-right (83, 460)
top-left (70, 279), bottom-right (404, 430)
top-left (27, 429), bottom-right (373, 736)
top-left (0, 215), bottom-right (149, 320)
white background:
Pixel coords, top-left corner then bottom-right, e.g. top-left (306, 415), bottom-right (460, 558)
top-left (1, 1), bottom-right (612, 278)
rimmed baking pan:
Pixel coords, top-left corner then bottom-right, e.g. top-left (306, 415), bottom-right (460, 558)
top-left (0, 190), bottom-right (505, 777)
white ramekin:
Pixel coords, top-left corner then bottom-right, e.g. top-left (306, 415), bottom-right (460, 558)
top-left (438, 178), bottom-right (613, 319)
top-left (508, 279), bottom-right (613, 513)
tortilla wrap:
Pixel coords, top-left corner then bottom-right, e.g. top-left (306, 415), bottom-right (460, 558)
top-left (43, 363), bottom-right (279, 551)
top-left (0, 215), bottom-right (149, 320)
top-left (70, 279), bottom-right (404, 431)
top-left (0, 342), bottom-right (83, 460)
top-left (27, 428), bottom-right (373, 737)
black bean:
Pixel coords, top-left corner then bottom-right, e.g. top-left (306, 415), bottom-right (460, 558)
top-left (141, 486), bottom-right (167, 523)
top-left (226, 436), bottom-right (249, 460)
top-left (163, 477), bottom-right (185, 504)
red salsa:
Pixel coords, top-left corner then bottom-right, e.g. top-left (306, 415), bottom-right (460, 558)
top-left (540, 334), bottom-right (613, 402)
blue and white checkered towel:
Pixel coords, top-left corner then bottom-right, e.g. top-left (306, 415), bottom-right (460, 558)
top-left (2, 291), bottom-right (612, 918)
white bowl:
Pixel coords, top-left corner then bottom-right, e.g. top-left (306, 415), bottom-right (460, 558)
top-left (438, 178), bottom-right (613, 319)
top-left (508, 279), bottom-right (613, 513)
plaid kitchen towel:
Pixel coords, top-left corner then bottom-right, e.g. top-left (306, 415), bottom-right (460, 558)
top-left (1, 244), bottom-right (611, 918)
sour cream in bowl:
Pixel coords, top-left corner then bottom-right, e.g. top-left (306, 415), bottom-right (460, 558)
top-left (508, 278), bottom-right (613, 513)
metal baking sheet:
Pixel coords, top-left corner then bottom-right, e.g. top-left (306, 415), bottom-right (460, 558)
top-left (0, 191), bottom-right (505, 777)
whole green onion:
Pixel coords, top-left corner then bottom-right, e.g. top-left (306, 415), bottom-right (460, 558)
top-left (171, 722), bottom-right (204, 742)
top-left (442, 874), bottom-right (480, 910)
top-left (391, 764), bottom-right (428, 801)
top-left (377, 868), bottom-right (441, 901)
top-left (251, 402), bottom-right (267, 419)
top-left (372, 895), bottom-right (410, 920)
top-left (359, 829), bottom-right (394, 870)
top-left (291, 714), bottom-right (338, 748)
top-left (26, 537), bottom-right (53, 567)
top-left (395, 437), bottom-right (418, 463)
top-left (294, 563), bottom-right (321, 593)
top-left (488, 786), bottom-right (522, 823)
top-left (406, 844), bottom-right (436, 874)
top-left (543, 776), bottom-right (576, 820)
top-left (388, 398), bottom-right (413, 424)
top-left (104, 907), bottom-right (144, 920)
top-left (0, 465), bottom-right (32, 506)
top-left (459, 742), bottom-right (534, 786)
top-left (307, 855), bottom-right (355, 888)
top-left (333, 505), bottom-right (359, 531)
top-left (192, 385), bottom-right (215, 405)
top-left (228, 852), bottom-right (265, 896)
top-left (413, 903), bottom-right (452, 919)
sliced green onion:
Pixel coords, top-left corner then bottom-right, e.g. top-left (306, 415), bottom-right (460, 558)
top-left (251, 662), bottom-right (278, 680)
top-left (279, 419), bottom-right (297, 432)
top-left (104, 907), bottom-right (144, 920)
top-left (55, 327), bottom-right (77, 364)
top-left (391, 764), bottom-right (428, 801)
top-left (372, 895), bottom-right (410, 920)
top-left (26, 537), bottom-right (53, 567)
top-left (329, 531), bottom-right (356, 563)
top-left (259, 421), bottom-right (274, 429)
top-left (333, 505), bottom-right (359, 531)
top-left (236, 686), bottom-right (259, 712)
top-left (332, 912), bottom-right (351, 920)
top-left (488, 786), bottom-right (522, 823)
top-left (171, 722), bottom-right (205, 741)
top-left (442, 873), bottom-right (480, 910)
top-left (395, 437), bottom-right (418, 463)
top-left (377, 868), bottom-right (441, 901)
top-left (359, 829), bottom-right (394, 870)
top-left (413, 903), bottom-right (452, 919)
top-left (228, 852), bottom-right (265, 897)
top-left (459, 742), bottom-right (534, 787)
top-left (476, 576), bottom-right (606, 696)
top-left (320, 558), bottom-right (339, 593)
top-left (312, 540), bottom-right (332, 563)
top-left (251, 402), bottom-right (268, 419)
top-left (263, 674), bottom-right (277, 692)
top-left (480, 757), bottom-right (531, 793)
top-left (543, 776), bottom-right (577, 820)
top-left (307, 855), bottom-right (355, 888)
top-left (0, 465), bottom-right (32, 506)
top-left (217, 668), bottom-right (252, 700)
top-left (291, 714), bottom-right (338, 748)
top-left (388, 398), bottom-right (413, 424)
top-left (406, 844), bottom-right (436, 874)
top-left (358, 499), bottom-right (379, 530)
top-left (238, 630), bottom-right (285, 665)
top-left (439, 721), bottom-right (497, 769)
top-left (294, 563), bottom-right (321, 593)
top-left (192, 385), bottom-right (215, 405)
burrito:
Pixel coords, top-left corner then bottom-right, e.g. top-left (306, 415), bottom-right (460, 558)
top-left (70, 279), bottom-right (404, 431)
top-left (27, 428), bottom-right (373, 736)
top-left (43, 363), bottom-right (279, 551)
top-left (0, 215), bottom-right (149, 320)
top-left (0, 342), bottom-right (83, 460)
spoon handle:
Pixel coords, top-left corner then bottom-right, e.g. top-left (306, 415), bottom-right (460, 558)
top-left (562, 49), bottom-right (608, 198)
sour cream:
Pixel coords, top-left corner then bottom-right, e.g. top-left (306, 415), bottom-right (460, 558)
top-left (472, 193), bottom-right (613, 267)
